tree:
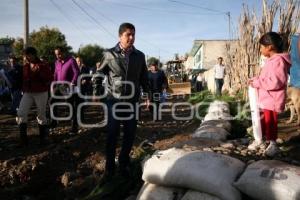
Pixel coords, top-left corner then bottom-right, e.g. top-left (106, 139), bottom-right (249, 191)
top-left (0, 37), bottom-right (14, 65)
top-left (0, 37), bottom-right (14, 45)
top-left (12, 37), bottom-right (24, 60)
top-left (77, 44), bottom-right (104, 68)
top-left (30, 26), bottom-right (71, 65)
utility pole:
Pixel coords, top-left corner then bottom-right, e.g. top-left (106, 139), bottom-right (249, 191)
top-left (158, 48), bottom-right (160, 68)
top-left (24, 0), bottom-right (29, 48)
top-left (226, 11), bottom-right (231, 40)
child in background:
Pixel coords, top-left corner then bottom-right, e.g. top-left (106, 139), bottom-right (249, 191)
top-left (248, 32), bottom-right (291, 157)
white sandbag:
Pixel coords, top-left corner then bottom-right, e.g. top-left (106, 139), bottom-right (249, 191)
top-left (234, 160), bottom-right (300, 200)
top-left (204, 111), bottom-right (232, 121)
top-left (208, 101), bottom-right (230, 114)
top-left (172, 138), bottom-right (221, 151)
top-left (248, 86), bottom-right (262, 141)
top-left (192, 126), bottom-right (229, 141)
top-left (136, 182), bottom-right (184, 200)
top-left (142, 148), bottom-right (245, 200)
top-left (200, 120), bottom-right (232, 132)
top-left (181, 190), bottom-right (220, 200)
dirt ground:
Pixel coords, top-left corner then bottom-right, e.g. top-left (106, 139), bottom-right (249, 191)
top-left (0, 97), bottom-right (299, 200)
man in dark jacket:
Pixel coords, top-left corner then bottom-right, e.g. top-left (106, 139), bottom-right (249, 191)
top-left (148, 60), bottom-right (168, 120)
top-left (6, 54), bottom-right (22, 115)
top-left (97, 23), bottom-right (149, 180)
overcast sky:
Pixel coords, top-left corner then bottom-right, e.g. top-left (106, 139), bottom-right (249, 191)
top-left (0, 0), bottom-right (266, 61)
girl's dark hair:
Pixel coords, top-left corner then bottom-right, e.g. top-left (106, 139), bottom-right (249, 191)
top-left (119, 23), bottom-right (135, 36)
top-left (259, 32), bottom-right (284, 53)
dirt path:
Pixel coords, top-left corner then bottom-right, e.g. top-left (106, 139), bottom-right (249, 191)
top-left (0, 100), bottom-right (299, 200)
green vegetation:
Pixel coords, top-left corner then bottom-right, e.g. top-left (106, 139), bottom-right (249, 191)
top-left (0, 37), bottom-right (14, 45)
top-left (77, 44), bottom-right (104, 68)
top-left (30, 26), bottom-right (72, 65)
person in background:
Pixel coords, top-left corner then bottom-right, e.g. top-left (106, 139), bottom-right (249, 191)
top-left (148, 59), bottom-right (168, 120)
top-left (76, 56), bottom-right (92, 123)
top-left (52, 46), bottom-right (80, 134)
top-left (16, 47), bottom-right (52, 145)
top-left (214, 57), bottom-right (225, 96)
top-left (76, 56), bottom-right (92, 96)
top-left (92, 61), bottom-right (105, 100)
top-left (248, 32), bottom-right (291, 157)
top-left (196, 72), bottom-right (203, 92)
top-left (6, 54), bottom-right (22, 115)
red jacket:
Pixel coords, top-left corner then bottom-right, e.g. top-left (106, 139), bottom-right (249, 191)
top-left (22, 61), bottom-right (53, 93)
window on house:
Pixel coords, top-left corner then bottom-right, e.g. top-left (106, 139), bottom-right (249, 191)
top-left (195, 53), bottom-right (201, 63)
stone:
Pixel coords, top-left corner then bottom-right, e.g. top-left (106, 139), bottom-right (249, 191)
top-left (236, 147), bottom-right (243, 151)
top-left (61, 172), bottom-right (78, 187)
top-left (234, 150), bottom-right (240, 154)
top-left (203, 148), bottom-right (213, 152)
top-left (276, 138), bottom-right (284, 144)
top-left (240, 138), bottom-right (250, 145)
top-left (221, 143), bottom-right (235, 150)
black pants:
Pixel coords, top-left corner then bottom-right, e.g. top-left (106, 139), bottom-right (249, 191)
top-left (105, 100), bottom-right (137, 172)
top-left (215, 78), bottom-right (224, 96)
top-left (149, 92), bottom-right (162, 120)
top-left (51, 93), bottom-right (83, 132)
top-left (196, 81), bottom-right (203, 92)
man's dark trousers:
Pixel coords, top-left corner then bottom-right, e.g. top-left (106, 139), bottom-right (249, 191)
top-left (105, 99), bottom-right (137, 173)
top-left (215, 78), bottom-right (224, 96)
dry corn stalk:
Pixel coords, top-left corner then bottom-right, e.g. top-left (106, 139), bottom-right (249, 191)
top-left (226, 0), bottom-right (300, 99)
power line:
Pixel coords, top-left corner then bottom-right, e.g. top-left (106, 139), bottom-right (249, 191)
top-left (82, 0), bottom-right (173, 55)
top-left (82, 0), bottom-right (117, 25)
top-left (169, 0), bottom-right (232, 39)
top-left (101, 0), bottom-right (224, 16)
top-left (49, 0), bottom-right (98, 44)
top-left (168, 0), bottom-right (227, 14)
top-left (71, 0), bottom-right (117, 40)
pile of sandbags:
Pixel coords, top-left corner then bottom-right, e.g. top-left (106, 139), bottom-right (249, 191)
top-left (137, 99), bottom-right (300, 200)
top-left (137, 182), bottom-right (185, 200)
top-left (181, 190), bottom-right (221, 200)
top-left (141, 148), bottom-right (245, 200)
top-left (204, 101), bottom-right (232, 121)
top-left (234, 160), bottom-right (300, 200)
top-left (193, 101), bottom-right (232, 141)
top-left (139, 147), bottom-right (300, 200)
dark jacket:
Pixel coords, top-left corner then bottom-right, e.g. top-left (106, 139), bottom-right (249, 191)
top-left (6, 64), bottom-right (22, 91)
top-left (79, 65), bottom-right (92, 95)
top-left (148, 70), bottom-right (168, 93)
top-left (98, 44), bottom-right (149, 102)
top-left (92, 69), bottom-right (105, 96)
top-left (23, 60), bottom-right (53, 93)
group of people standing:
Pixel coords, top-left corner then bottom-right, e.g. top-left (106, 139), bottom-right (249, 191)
top-left (1, 21), bottom-right (288, 182)
top-left (15, 46), bottom-right (97, 145)
top-left (0, 23), bottom-right (168, 181)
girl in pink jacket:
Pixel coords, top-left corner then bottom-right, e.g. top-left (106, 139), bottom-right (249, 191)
top-left (248, 32), bottom-right (291, 157)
